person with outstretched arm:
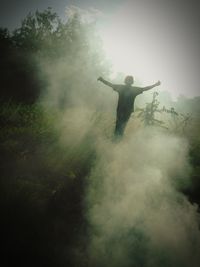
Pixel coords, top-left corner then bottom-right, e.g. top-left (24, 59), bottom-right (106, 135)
top-left (97, 75), bottom-right (161, 138)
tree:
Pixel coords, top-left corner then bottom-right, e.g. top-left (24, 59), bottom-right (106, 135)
top-left (0, 8), bottom-right (109, 104)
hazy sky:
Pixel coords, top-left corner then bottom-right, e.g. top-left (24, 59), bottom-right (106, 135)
top-left (0, 0), bottom-right (122, 28)
top-left (0, 0), bottom-right (200, 97)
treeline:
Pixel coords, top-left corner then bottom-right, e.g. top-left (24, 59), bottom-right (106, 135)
top-left (0, 7), bottom-right (107, 105)
top-left (0, 8), bottom-right (107, 266)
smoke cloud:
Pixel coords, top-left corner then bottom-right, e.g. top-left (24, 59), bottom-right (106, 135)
top-left (34, 6), bottom-right (200, 267)
top-left (40, 50), bottom-right (200, 267)
top-left (86, 128), bottom-right (200, 267)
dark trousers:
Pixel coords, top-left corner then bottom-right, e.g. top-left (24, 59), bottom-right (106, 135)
top-left (114, 111), bottom-right (132, 137)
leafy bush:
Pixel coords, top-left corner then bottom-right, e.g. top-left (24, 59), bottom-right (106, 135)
top-left (0, 103), bottom-right (96, 266)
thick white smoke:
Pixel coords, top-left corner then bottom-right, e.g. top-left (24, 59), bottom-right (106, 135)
top-left (86, 128), bottom-right (200, 267)
top-left (39, 33), bottom-right (200, 267)
top-left (35, 6), bottom-right (200, 266)
top-left (40, 54), bottom-right (200, 267)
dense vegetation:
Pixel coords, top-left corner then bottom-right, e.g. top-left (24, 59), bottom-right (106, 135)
top-left (0, 8), bottom-right (199, 267)
top-left (0, 103), bottom-right (96, 266)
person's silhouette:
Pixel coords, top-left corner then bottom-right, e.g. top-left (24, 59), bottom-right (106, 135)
top-left (98, 75), bottom-right (161, 138)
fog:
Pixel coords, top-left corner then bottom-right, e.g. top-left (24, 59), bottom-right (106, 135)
top-left (34, 6), bottom-right (200, 267)
top-left (86, 128), bottom-right (200, 267)
top-left (0, 2), bottom-right (200, 266)
top-left (98, 0), bottom-right (200, 98)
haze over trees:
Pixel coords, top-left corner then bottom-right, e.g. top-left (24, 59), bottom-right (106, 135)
top-left (0, 7), bottom-right (200, 267)
top-left (0, 7), bottom-right (108, 104)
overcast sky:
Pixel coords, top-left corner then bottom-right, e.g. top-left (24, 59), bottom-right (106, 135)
top-left (0, 0), bottom-right (200, 97)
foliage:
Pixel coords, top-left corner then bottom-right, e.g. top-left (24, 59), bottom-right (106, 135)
top-left (136, 92), bottom-right (193, 133)
top-left (0, 102), bottom-right (97, 266)
top-left (136, 92), bottom-right (166, 127)
top-left (12, 8), bottom-right (61, 52)
top-left (0, 8), bottom-right (108, 104)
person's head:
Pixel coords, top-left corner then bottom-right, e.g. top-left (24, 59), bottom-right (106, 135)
top-left (124, 75), bottom-right (134, 85)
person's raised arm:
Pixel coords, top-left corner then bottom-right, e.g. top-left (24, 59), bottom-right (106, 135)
top-left (142, 81), bottom-right (161, 92)
top-left (97, 77), bottom-right (114, 88)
